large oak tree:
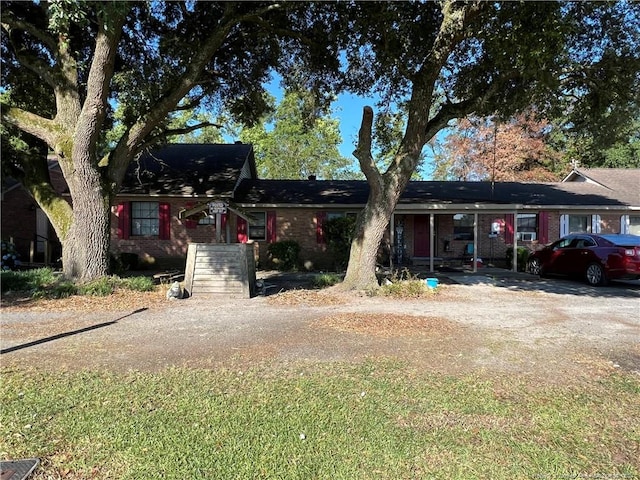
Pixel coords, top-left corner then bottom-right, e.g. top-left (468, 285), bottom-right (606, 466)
top-left (1, 1), bottom-right (340, 281)
top-left (335, 1), bottom-right (639, 290)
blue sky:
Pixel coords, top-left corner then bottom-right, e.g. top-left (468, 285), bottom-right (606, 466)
top-left (264, 75), bottom-right (437, 179)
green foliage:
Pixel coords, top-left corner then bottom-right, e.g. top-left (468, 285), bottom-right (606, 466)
top-left (312, 272), bottom-right (343, 288)
top-left (240, 89), bottom-right (357, 180)
top-left (267, 241), bottom-right (301, 271)
top-left (506, 246), bottom-right (531, 272)
top-left (0, 269), bottom-right (155, 297)
top-left (376, 269), bottom-right (437, 298)
top-left (324, 216), bottom-right (357, 271)
top-left (1, 240), bottom-right (22, 270)
top-left (0, 268), bottom-right (57, 292)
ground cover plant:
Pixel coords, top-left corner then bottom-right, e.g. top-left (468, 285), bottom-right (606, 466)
top-left (0, 268), bottom-right (156, 299)
top-left (1, 363), bottom-right (638, 479)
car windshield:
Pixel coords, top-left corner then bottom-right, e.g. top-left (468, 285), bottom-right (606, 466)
top-left (599, 234), bottom-right (640, 247)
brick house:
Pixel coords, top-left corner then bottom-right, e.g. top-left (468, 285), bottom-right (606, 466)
top-left (3, 143), bottom-right (638, 272)
top-left (1, 160), bottom-right (64, 266)
top-left (110, 144), bottom-right (640, 272)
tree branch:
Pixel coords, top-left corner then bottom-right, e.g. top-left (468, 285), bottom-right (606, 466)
top-left (352, 106), bottom-right (383, 192)
top-left (1, 105), bottom-right (60, 147)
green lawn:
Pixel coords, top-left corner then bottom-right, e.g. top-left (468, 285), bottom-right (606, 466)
top-left (1, 362), bottom-right (638, 479)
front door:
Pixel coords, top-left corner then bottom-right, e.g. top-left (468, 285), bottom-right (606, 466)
top-left (414, 215), bottom-right (431, 257)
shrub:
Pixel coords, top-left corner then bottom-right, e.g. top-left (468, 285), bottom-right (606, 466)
top-left (324, 216), bottom-right (356, 270)
top-left (0, 268), bottom-right (57, 293)
top-left (1, 268), bottom-right (156, 298)
top-left (506, 246), bottom-right (531, 272)
top-left (376, 269), bottom-right (437, 299)
top-left (120, 276), bottom-right (155, 292)
top-left (268, 241), bottom-right (300, 271)
top-left (1, 240), bottom-right (21, 270)
top-left (312, 272), bottom-right (343, 288)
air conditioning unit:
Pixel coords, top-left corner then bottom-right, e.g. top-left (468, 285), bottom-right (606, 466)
top-left (517, 232), bottom-right (537, 242)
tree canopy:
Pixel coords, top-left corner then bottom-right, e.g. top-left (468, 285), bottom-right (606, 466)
top-left (1, 1), bottom-right (343, 280)
top-left (240, 88), bottom-right (355, 179)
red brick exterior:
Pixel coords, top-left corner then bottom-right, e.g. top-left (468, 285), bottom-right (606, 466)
top-left (109, 196), bottom-right (634, 271)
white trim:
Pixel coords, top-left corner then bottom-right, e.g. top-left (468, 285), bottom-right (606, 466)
top-left (621, 215), bottom-right (630, 234)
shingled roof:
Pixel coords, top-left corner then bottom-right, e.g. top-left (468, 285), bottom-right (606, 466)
top-left (119, 143), bottom-right (256, 197)
top-left (115, 144), bottom-right (638, 210)
top-left (234, 176), bottom-right (639, 209)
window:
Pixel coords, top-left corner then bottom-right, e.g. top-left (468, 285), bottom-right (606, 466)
top-left (131, 202), bottom-right (159, 236)
top-left (453, 214), bottom-right (474, 240)
top-left (568, 215), bottom-right (589, 234)
top-left (628, 215), bottom-right (640, 235)
top-left (516, 214), bottom-right (537, 241)
top-left (199, 214), bottom-right (215, 225)
top-left (249, 212), bottom-right (266, 240)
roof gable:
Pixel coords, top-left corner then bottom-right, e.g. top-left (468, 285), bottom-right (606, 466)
top-left (120, 143), bottom-right (256, 197)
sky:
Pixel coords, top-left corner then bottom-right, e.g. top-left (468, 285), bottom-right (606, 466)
top-left (265, 75), bottom-right (437, 179)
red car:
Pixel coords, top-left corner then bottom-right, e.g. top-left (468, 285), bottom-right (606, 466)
top-left (527, 234), bottom-right (640, 286)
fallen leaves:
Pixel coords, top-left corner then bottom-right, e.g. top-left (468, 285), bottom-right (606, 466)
top-left (314, 313), bottom-right (461, 338)
top-left (266, 289), bottom-right (348, 307)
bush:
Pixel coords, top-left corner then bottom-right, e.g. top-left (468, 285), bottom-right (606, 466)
top-left (1, 268), bottom-right (57, 293)
top-left (324, 216), bottom-right (356, 271)
top-left (1, 268), bottom-right (156, 298)
top-left (1, 240), bottom-right (21, 270)
top-left (506, 246), bottom-right (531, 272)
top-left (376, 269), bottom-right (437, 299)
top-left (312, 272), bottom-right (343, 288)
top-left (120, 276), bottom-right (155, 292)
top-left (268, 241), bottom-right (300, 271)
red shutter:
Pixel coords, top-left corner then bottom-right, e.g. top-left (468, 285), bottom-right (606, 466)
top-left (237, 217), bottom-right (248, 243)
top-left (117, 202), bottom-right (130, 240)
top-left (159, 202), bottom-right (171, 240)
top-left (505, 214), bottom-right (514, 244)
top-left (184, 202), bottom-right (198, 229)
top-left (538, 211), bottom-right (549, 244)
top-left (267, 211), bottom-right (277, 243)
top-left (316, 211), bottom-right (327, 244)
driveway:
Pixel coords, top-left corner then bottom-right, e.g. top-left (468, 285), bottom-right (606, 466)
top-left (1, 269), bottom-right (639, 383)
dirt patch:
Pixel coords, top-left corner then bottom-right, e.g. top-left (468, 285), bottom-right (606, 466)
top-left (314, 313), bottom-right (461, 338)
top-left (1, 277), bottom-right (639, 384)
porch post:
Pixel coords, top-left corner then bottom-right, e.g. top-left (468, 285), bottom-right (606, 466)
top-left (216, 213), bottom-right (223, 243)
top-left (473, 213), bottom-right (478, 273)
top-left (429, 213), bottom-right (435, 273)
top-left (512, 210), bottom-right (518, 272)
top-left (390, 213), bottom-right (395, 269)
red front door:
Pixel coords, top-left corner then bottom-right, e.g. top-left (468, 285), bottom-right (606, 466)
top-left (414, 215), bottom-right (431, 257)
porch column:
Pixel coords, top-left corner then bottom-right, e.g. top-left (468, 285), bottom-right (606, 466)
top-left (429, 213), bottom-right (435, 273)
top-left (390, 213), bottom-right (395, 269)
top-left (512, 210), bottom-right (518, 272)
top-left (473, 213), bottom-right (478, 273)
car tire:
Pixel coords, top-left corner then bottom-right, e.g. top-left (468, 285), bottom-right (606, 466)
top-left (528, 258), bottom-right (542, 276)
top-left (585, 262), bottom-right (607, 286)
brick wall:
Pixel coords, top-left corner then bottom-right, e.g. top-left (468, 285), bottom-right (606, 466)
top-left (110, 199), bottom-right (633, 271)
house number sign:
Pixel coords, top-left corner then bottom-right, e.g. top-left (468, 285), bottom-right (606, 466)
top-left (209, 201), bottom-right (228, 214)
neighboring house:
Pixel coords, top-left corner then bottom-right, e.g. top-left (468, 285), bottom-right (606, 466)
top-left (1, 160), bottom-right (64, 266)
top-left (111, 143), bottom-right (640, 272)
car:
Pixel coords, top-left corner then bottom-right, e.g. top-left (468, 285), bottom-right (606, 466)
top-left (527, 233), bottom-right (640, 286)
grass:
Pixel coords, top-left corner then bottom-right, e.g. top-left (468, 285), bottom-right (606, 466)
top-left (1, 363), bottom-right (638, 479)
top-left (0, 268), bottom-right (156, 298)
top-left (312, 272), bottom-right (343, 288)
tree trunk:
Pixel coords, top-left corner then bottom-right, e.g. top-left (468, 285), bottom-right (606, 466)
top-left (61, 186), bottom-right (111, 282)
top-left (339, 193), bottom-right (395, 291)
top-left (338, 106), bottom-right (425, 291)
